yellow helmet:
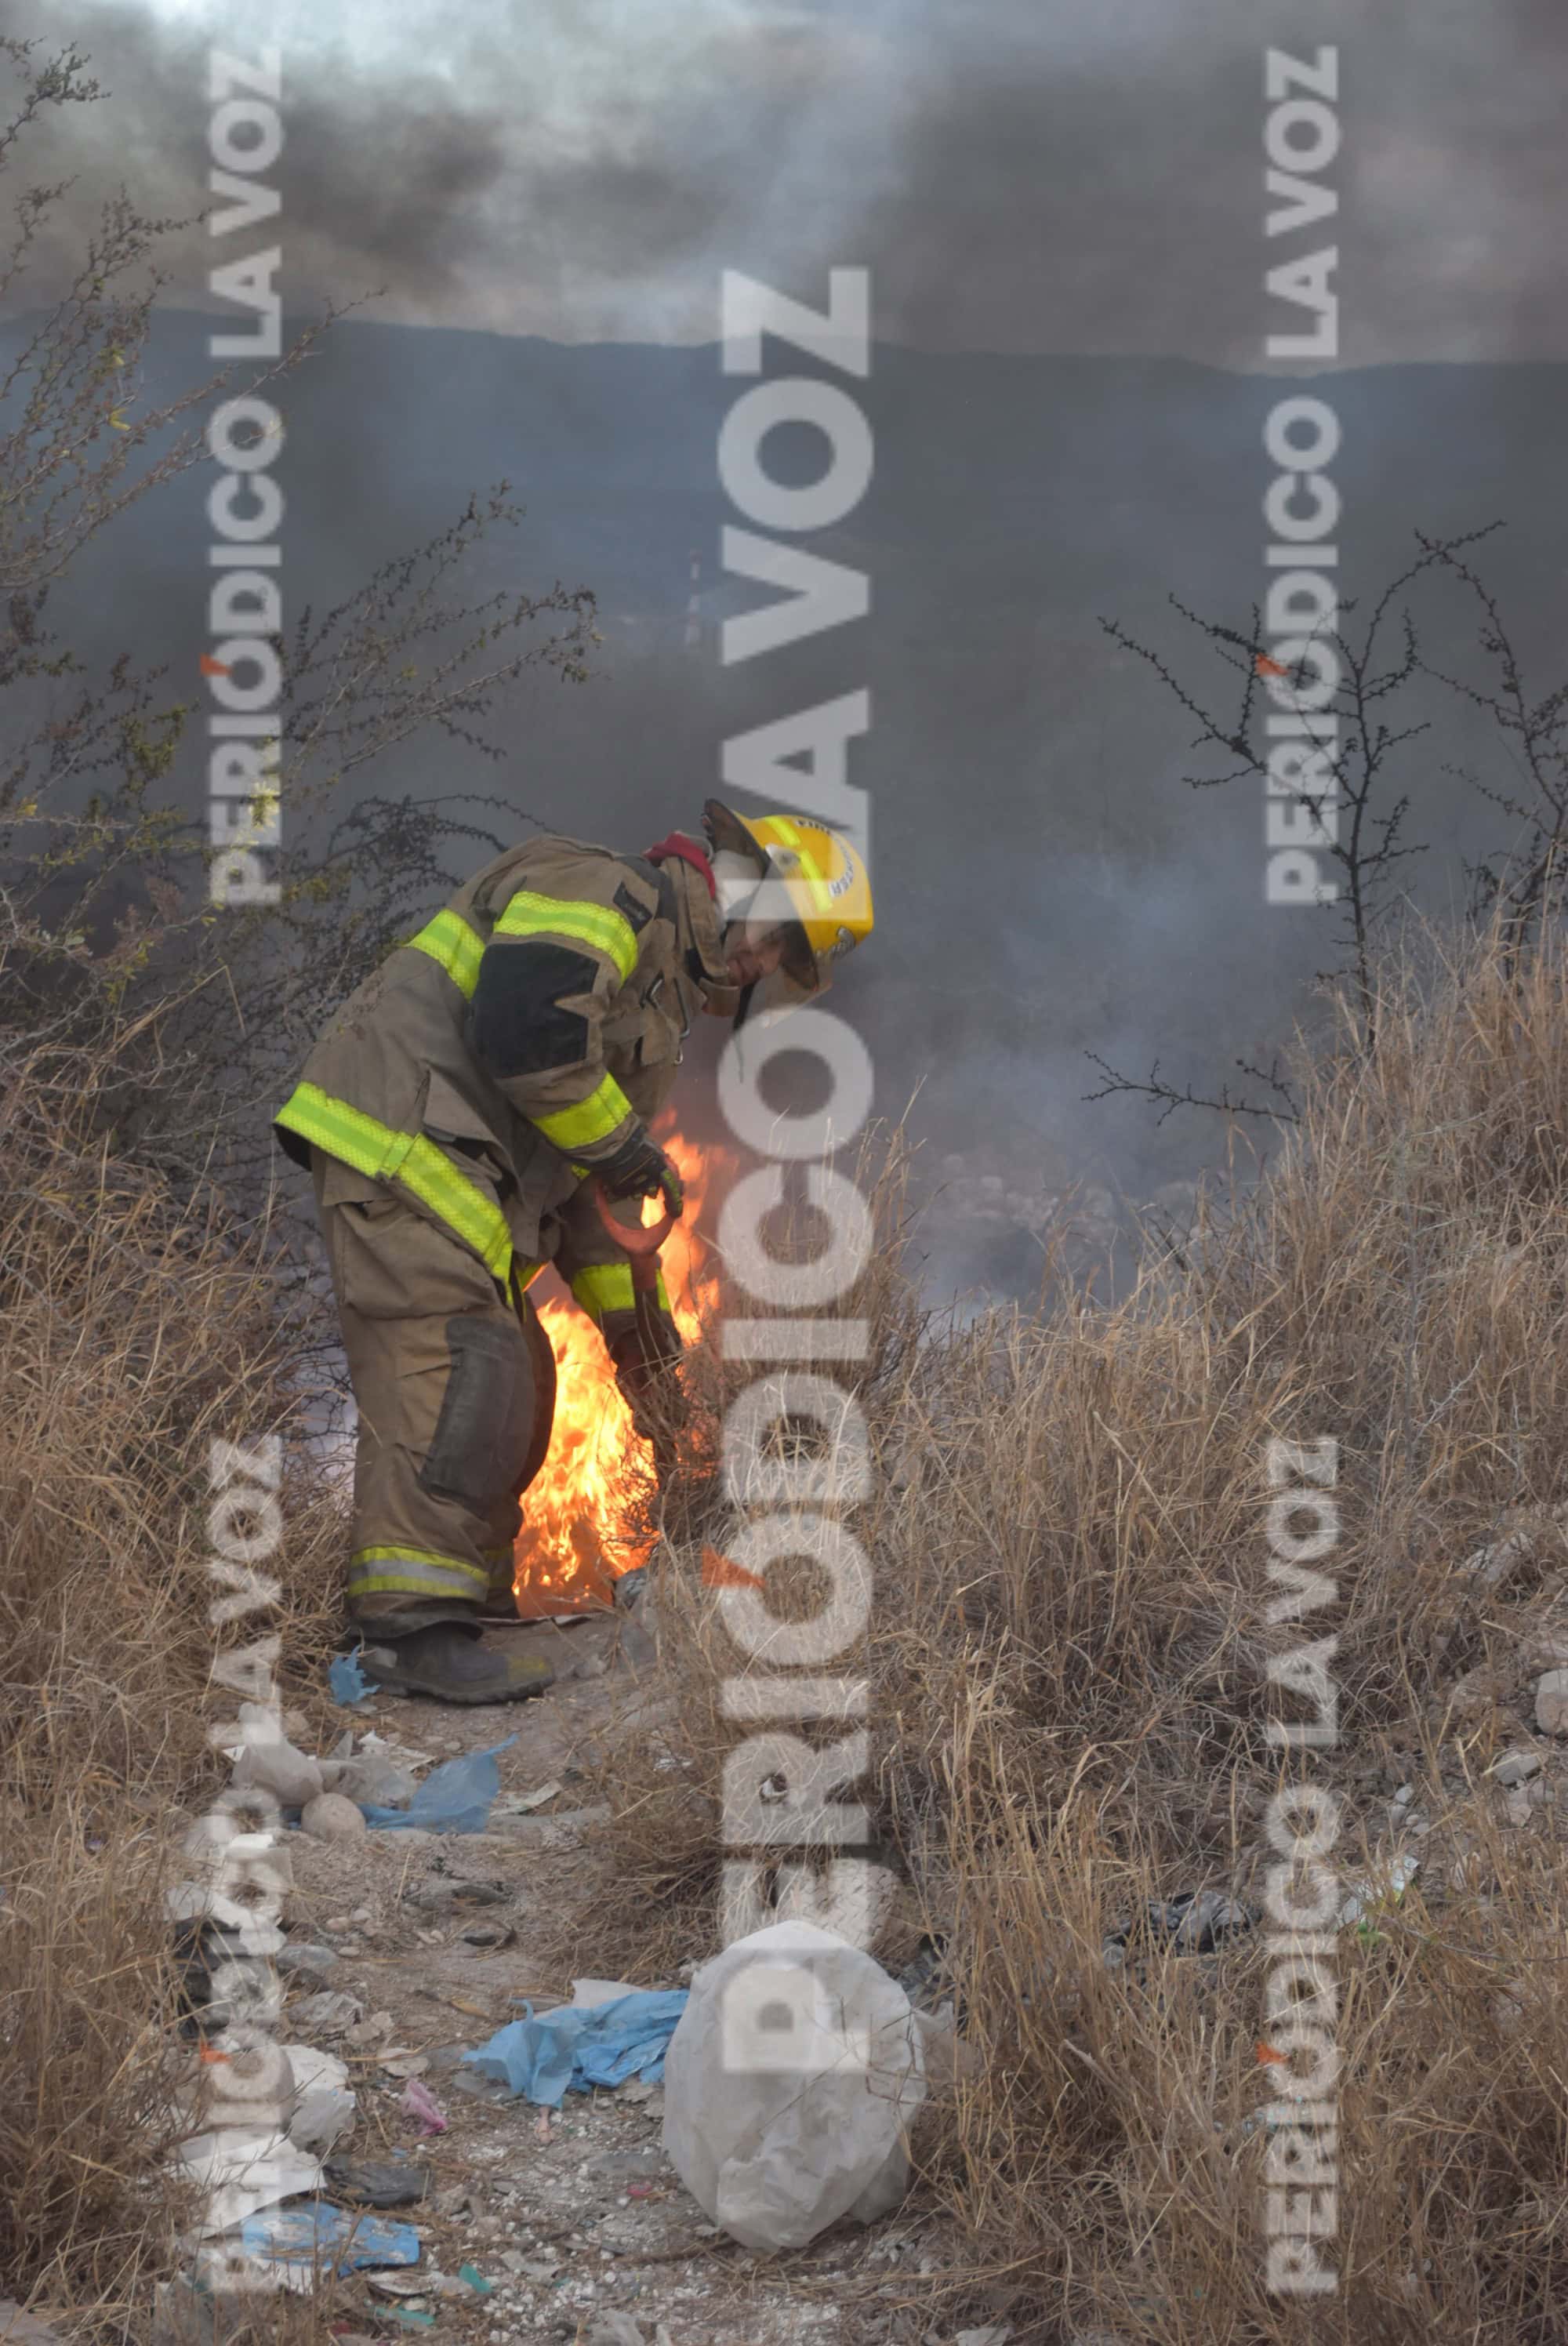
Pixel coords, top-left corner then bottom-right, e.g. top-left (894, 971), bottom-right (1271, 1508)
top-left (702, 797), bottom-right (873, 1008)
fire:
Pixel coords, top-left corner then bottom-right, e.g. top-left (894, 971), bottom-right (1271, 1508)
top-left (511, 1122), bottom-right (721, 1616)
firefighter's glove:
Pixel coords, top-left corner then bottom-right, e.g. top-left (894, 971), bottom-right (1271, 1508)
top-left (598, 1129), bottom-right (684, 1218)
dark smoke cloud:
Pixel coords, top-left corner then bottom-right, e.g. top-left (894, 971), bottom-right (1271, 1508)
top-left (9, 0), bottom-right (1568, 361)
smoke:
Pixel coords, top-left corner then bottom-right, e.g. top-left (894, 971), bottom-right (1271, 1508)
top-left (9, 3), bottom-right (1568, 1300)
top-left (9, 0), bottom-right (1568, 361)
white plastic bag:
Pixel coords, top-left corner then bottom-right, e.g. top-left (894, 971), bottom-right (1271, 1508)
top-left (662, 1920), bottom-right (926, 2250)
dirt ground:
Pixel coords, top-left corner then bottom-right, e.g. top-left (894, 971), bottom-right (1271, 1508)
top-left (239, 1612), bottom-right (972, 2346)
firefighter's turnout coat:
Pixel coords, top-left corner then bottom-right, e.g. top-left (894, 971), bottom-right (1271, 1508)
top-left (274, 835), bottom-right (720, 1629)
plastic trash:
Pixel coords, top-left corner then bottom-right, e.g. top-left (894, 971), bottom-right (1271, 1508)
top-left (1339, 1854), bottom-right (1419, 1929)
top-left (236, 2199), bottom-right (419, 2283)
top-left (661, 1920), bottom-right (927, 2250)
top-left (360, 1737), bottom-right (517, 1832)
top-left (400, 2078), bottom-right (448, 2134)
top-left (285, 1992), bottom-right (363, 2039)
top-left (325, 2158), bottom-right (430, 2206)
top-left (230, 1703), bottom-right (325, 1809)
top-left (1103, 1890), bottom-right (1257, 1969)
top-left (463, 1985), bottom-right (688, 2108)
top-left (329, 1646), bottom-right (374, 1705)
top-left (282, 2044), bottom-right (354, 2156)
top-left (457, 2264), bottom-right (492, 2296)
top-left (176, 2127), bottom-right (324, 2237)
top-left (323, 1749), bottom-right (418, 1810)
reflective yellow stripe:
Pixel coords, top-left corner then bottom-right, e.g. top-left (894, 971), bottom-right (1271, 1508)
top-left (347, 1545), bottom-right (489, 1599)
top-left (397, 1135), bottom-right (511, 1276)
top-left (493, 889), bottom-right (639, 982)
top-left (276, 1082), bottom-right (512, 1280)
top-left (404, 909), bottom-right (484, 998)
top-left (532, 1071), bottom-right (633, 1153)
top-left (571, 1262), bottom-right (670, 1323)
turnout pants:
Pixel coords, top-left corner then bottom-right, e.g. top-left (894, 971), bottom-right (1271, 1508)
top-left (311, 1150), bottom-right (556, 1633)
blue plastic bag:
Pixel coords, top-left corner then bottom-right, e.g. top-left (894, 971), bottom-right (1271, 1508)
top-left (328, 1645), bottom-right (373, 1706)
top-left (237, 2199), bottom-right (419, 2278)
top-left (360, 1736), bottom-right (517, 1832)
top-left (463, 1988), bottom-right (688, 2108)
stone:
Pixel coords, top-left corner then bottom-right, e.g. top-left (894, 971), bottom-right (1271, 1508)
top-left (0, 2304), bottom-right (64, 2344)
top-left (1490, 1749), bottom-right (1543, 1787)
top-left (285, 1990), bottom-right (363, 2039)
top-left (1519, 1627), bottom-right (1568, 1673)
top-left (1446, 1667), bottom-right (1512, 1722)
top-left (1535, 1670), bottom-right (1568, 1734)
top-left (277, 1941), bottom-right (339, 1978)
top-left (583, 2144), bottom-right (666, 2181)
top-left (300, 1791), bottom-right (368, 1842)
top-left (1460, 1529), bottom-right (1538, 1592)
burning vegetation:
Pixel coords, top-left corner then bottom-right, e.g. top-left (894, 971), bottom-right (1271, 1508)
top-left (511, 1124), bottom-right (725, 1614)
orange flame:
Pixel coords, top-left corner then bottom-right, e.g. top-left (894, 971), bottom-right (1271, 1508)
top-left (511, 1121), bottom-right (722, 1617)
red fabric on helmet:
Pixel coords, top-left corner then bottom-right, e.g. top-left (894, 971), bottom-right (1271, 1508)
top-left (644, 833), bottom-right (716, 898)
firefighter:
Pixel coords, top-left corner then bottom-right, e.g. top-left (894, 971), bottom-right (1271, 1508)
top-left (274, 798), bottom-right (873, 1704)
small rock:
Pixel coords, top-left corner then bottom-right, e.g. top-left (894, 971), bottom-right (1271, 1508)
top-left (1446, 1667), bottom-right (1512, 1722)
top-left (461, 1923), bottom-right (514, 1948)
top-left (1461, 1529), bottom-right (1538, 1592)
top-left (583, 2145), bottom-right (666, 2181)
top-left (0, 2304), bottom-right (64, 2344)
top-left (277, 1941), bottom-right (340, 1979)
top-left (1392, 1784), bottom-right (1414, 1806)
top-left (343, 2009), bottom-right (394, 2050)
top-left (1490, 1749), bottom-right (1544, 1787)
top-left (286, 1990), bottom-right (363, 2039)
top-left (517, 2251), bottom-right (567, 2281)
top-left (956, 2328), bottom-right (1014, 2346)
top-left (583, 2319), bottom-right (647, 2345)
top-left (301, 1792), bottom-right (368, 1842)
top-left (403, 1877), bottom-right (509, 1912)
top-left (1537, 1671), bottom-right (1568, 1734)
top-left (325, 1914), bottom-right (354, 1933)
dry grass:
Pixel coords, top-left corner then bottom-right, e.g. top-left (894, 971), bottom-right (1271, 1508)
top-left (0, 1022), bottom-right (343, 2328)
top-left (579, 928), bottom-right (1568, 2343)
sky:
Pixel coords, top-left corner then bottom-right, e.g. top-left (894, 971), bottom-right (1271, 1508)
top-left (9, 0), bottom-right (1567, 364)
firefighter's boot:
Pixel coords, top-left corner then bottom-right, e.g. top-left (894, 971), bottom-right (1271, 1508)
top-left (359, 1622), bottom-right (554, 1705)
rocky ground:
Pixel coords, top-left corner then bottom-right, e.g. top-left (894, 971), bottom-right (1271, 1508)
top-left (174, 1611), bottom-right (982, 2346)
